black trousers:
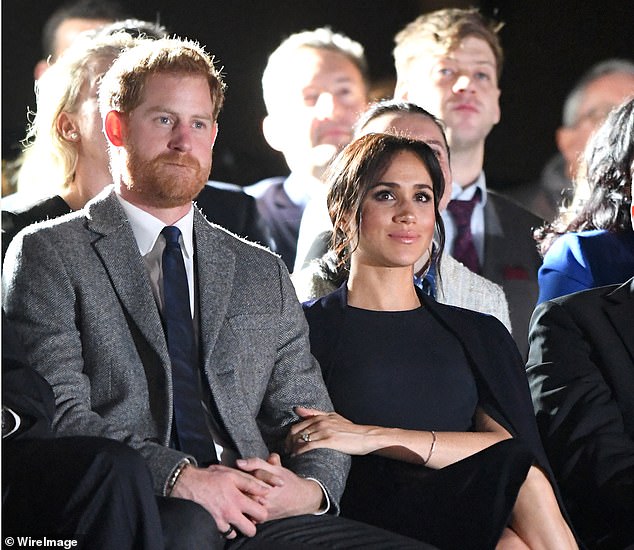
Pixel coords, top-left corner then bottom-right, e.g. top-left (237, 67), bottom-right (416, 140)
top-left (3, 435), bottom-right (435, 549)
top-left (242, 514), bottom-right (439, 549)
top-left (2, 436), bottom-right (164, 549)
top-left (148, 478), bottom-right (439, 549)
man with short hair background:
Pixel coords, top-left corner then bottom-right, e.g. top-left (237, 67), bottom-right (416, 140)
top-left (513, 59), bottom-right (634, 221)
top-left (393, 8), bottom-right (542, 357)
top-left (246, 28), bottom-right (369, 272)
top-left (33, 0), bottom-right (128, 80)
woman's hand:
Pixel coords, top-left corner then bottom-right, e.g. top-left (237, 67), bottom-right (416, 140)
top-left (286, 406), bottom-right (381, 456)
top-left (288, 406), bottom-right (515, 468)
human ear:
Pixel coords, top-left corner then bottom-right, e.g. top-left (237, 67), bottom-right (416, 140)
top-left (211, 122), bottom-right (219, 148)
top-left (262, 114), bottom-right (285, 153)
top-left (104, 111), bottom-right (126, 147)
top-left (56, 112), bottom-right (80, 142)
top-left (556, 126), bottom-right (582, 178)
top-left (33, 59), bottom-right (49, 81)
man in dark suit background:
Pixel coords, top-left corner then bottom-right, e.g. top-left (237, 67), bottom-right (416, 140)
top-left (2, 312), bottom-right (166, 549)
top-left (3, 36), bottom-right (427, 549)
top-left (245, 27), bottom-right (369, 272)
top-left (526, 276), bottom-right (634, 549)
top-left (393, 8), bottom-right (542, 357)
top-left (527, 196), bottom-right (634, 549)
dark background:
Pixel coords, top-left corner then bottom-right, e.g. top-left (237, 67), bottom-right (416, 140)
top-left (2, 0), bottom-right (633, 191)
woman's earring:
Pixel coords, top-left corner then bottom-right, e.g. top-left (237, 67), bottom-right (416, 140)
top-left (70, 132), bottom-right (79, 140)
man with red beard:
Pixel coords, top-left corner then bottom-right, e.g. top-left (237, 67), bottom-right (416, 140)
top-left (3, 38), bottom-right (428, 550)
top-left (393, 9), bottom-right (543, 358)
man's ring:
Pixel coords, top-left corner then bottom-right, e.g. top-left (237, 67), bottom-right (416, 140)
top-left (300, 432), bottom-right (311, 442)
top-left (220, 525), bottom-right (235, 538)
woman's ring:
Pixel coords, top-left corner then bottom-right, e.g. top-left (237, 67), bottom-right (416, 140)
top-left (220, 525), bottom-right (235, 538)
top-left (300, 432), bottom-right (311, 442)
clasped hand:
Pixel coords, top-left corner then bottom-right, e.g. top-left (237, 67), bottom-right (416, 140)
top-left (172, 452), bottom-right (323, 539)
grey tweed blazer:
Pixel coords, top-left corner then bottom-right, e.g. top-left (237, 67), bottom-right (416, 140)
top-left (2, 187), bottom-right (349, 503)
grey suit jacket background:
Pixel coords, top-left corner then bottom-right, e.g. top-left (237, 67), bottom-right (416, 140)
top-left (2, 187), bottom-right (349, 505)
top-left (482, 190), bottom-right (542, 358)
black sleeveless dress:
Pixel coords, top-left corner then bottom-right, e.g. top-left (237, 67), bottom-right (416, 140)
top-left (310, 305), bottom-right (535, 550)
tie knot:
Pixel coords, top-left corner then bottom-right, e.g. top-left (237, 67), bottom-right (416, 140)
top-left (446, 190), bottom-right (481, 228)
top-left (162, 225), bottom-right (182, 245)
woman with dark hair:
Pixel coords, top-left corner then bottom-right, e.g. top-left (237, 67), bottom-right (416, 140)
top-left (535, 97), bottom-right (634, 304)
top-left (292, 99), bottom-right (512, 333)
top-left (294, 133), bottom-right (577, 549)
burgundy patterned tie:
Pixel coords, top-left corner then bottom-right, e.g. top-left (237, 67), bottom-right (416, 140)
top-left (446, 190), bottom-right (481, 274)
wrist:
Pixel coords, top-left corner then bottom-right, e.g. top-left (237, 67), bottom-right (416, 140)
top-left (166, 458), bottom-right (191, 497)
top-left (301, 477), bottom-right (328, 514)
top-left (369, 426), bottom-right (396, 451)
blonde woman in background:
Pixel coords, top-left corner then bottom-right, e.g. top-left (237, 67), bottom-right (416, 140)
top-left (2, 21), bottom-right (164, 259)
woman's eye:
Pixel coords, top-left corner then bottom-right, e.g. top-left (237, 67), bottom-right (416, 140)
top-left (374, 190), bottom-right (393, 201)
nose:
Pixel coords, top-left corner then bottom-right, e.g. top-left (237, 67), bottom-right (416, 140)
top-left (452, 74), bottom-right (474, 94)
top-left (394, 205), bottom-right (416, 224)
top-left (314, 92), bottom-right (336, 120)
top-left (168, 122), bottom-right (193, 152)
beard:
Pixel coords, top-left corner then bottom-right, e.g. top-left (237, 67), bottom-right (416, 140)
top-left (122, 144), bottom-right (210, 208)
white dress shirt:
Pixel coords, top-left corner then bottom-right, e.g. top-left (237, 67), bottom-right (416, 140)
top-left (117, 195), bottom-right (237, 465)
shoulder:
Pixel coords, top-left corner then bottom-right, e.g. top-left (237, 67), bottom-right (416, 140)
top-left (244, 177), bottom-right (286, 200)
top-left (424, 294), bottom-right (515, 353)
top-left (537, 279), bottom-right (624, 318)
top-left (196, 181), bottom-right (254, 205)
top-left (194, 209), bottom-right (279, 263)
top-left (542, 230), bottom-right (609, 269)
top-left (194, 182), bottom-right (257, 222)
top-left (487, 189), bottom-right (543, 227)
top-left (292, 251), bottom-right (341, 302)
top-left (441, 254), bottom-right (506, 300)
top-left (575, 228), bottom-right (634, 254)
top-left (439, 255), bottom-right (512, 329)
top-left (302, 284), bottom-right (344, 317)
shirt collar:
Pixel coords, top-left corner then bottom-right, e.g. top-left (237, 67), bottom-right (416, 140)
top-left (116, 194), bottom-right (195, 258)
top-left (451, 171), bottom-right (488, 206)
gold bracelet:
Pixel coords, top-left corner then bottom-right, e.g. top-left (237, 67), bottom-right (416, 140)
top-left (422, 430), bottom-right (437, 466)
top-left (166, 458), bottom-right (191, 496)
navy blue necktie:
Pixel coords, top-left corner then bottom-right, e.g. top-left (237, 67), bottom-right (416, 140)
top-left (161, 226), bottom-right (216, 465)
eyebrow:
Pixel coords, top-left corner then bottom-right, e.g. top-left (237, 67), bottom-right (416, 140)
top-left (145, 106), bottom-right (214, 121)
top-left (370, 181), bottom-right (433, 191)
top-left (438, 57), bottom-right (496, 69)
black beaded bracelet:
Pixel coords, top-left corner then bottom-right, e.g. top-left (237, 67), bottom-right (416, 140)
top-left (166, 458), bottom-right (191, 496)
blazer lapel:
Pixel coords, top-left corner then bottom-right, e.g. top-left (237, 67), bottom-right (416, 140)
top-left (194, 214), bottom-right (254, 451)
top-left (604, 278), bottom-right (634, 362)
top-left (87, 190), bottom-right (170, 365)
top-left (194, 213), bottom-right (236, 373)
